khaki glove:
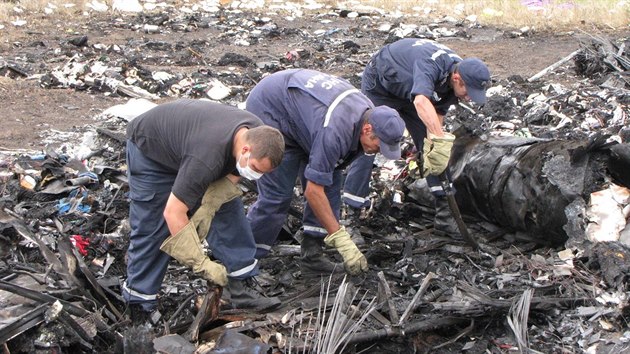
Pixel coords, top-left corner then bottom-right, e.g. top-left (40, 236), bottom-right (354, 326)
top-left (160, 221), bottom-right (228, 286)
top-left (324, 226), bottom-right (368, 275)
top-left (422, 132), bottom-right (455, 177)
top-left (191, 177), bottom-right (242, 239)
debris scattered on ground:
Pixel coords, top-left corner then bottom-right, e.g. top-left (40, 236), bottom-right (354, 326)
top-left (0, 1), bottom-right (629, 353)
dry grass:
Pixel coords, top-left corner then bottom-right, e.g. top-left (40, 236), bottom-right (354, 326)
top-left (0, 0), bottom-right (628, 31)
top-left (343, 0), bottom-right (629, 31)
top-left (0, 0), bottom-right (86, 22)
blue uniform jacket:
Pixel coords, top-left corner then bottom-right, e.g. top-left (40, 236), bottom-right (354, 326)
top-left (246, 69), bottom-right (374, 187)
top-left (371, 38), bottom-right (461, 115)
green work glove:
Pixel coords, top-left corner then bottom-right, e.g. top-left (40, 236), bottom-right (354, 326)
top-left (324, 226), bottom-right (368, 275)
top-left (191, 177), bottom-right (242, 239)
top-left (160, 221), bottom-right (228, 286)
top-left (422, 132), bottom-right (455, 177)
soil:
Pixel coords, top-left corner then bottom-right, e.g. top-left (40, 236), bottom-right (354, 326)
top-left (0, 8), bottom-right (614, 151)
top-left (1, 6), bottom-right (629, 353)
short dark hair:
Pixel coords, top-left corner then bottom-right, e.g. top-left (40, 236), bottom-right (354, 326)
top-left (245, 126), bottom-right (285, 168)
top-left (361, 109), bottom-right (378, 139)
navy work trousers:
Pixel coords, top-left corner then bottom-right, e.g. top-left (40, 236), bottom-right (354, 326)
top-left (247, 146), bottom-right (342, 259)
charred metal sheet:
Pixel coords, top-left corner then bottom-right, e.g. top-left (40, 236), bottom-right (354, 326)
top-left (0, 303), bottom-right (47, 343)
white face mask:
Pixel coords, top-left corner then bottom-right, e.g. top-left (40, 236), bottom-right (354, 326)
top-left (236, 153), bottom-right (263, 181)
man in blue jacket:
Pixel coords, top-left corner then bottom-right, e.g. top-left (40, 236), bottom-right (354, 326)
top-left (246, 69), bottom-right (405, 275)
top-left (123, 99), bottom-right (285, 318)
top-left (343, 39), bottom-right (491, 238)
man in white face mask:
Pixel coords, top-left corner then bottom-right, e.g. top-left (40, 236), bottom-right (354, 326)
top-left (123, 99), bottom-right (285, 322)
top-left (236, 151), bottom-right (263, 181)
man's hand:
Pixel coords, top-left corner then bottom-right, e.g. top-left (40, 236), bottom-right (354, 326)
top-left (324, 226), bottom-right (368, 275)
top-left (199, 259), bottom-right (228, 287)
top-left (160, 221), bottom-right (228, 286)
top-left (422, 132), bottom-right (455, 177)
top-left (191, 177), bottom-right (242, 239)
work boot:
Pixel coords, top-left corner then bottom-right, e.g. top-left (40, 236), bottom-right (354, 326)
top-left (300, 235), bottom-right (344, 276)
top-left (127, 304), bottom-right (161, 327)
top-left (226, 278), bottom-right (281, 311)
top-left (433, 196), bottom-right (462, 240)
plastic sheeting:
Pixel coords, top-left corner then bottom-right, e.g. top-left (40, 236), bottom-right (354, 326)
top-left (410, 135), bottom-right (630, 245)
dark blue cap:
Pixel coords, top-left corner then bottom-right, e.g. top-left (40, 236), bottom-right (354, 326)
top-left (370, 106), bottom-right (405, 160)
top-left (459, 58), bottom-right (491, 105)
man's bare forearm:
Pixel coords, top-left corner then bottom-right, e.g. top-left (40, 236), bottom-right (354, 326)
top-left (304, 181), bottom-right (340, 235)
top-left (414, 95), bottom-right (444, 137)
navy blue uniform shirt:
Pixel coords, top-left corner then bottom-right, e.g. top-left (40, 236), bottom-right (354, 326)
top-left (246, 69), bottom-right (374, 187)
top-left (371, 38), bottom-right (462, 115)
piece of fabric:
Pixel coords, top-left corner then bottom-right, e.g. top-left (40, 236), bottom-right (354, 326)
top-left (127, 99), bottom-right (262, 210)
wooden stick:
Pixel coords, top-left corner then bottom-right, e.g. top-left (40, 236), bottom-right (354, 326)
top-left (184, 283), bottom-right (222, 342)
top-left (527, 50), bottom-right (581, 82)
top-left (346, 316), bottom-right (466, 345)
top-left (433, 319), bottom-right (475, 349)
top-left (398, 272), bottom-right (436, 326)
top-left (376, 271), bottom-right (399, 324)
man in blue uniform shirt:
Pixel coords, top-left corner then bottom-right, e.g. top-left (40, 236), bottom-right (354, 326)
top-left (343, 39), bottom-right (491, 238)
top-left (246, 69), bottom-right (405, 275)
top-left (123, 99), bottom-right (285, 317)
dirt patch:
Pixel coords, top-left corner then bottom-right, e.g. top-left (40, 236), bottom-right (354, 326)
top-left (0, 10), bottom-right (611, 150)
